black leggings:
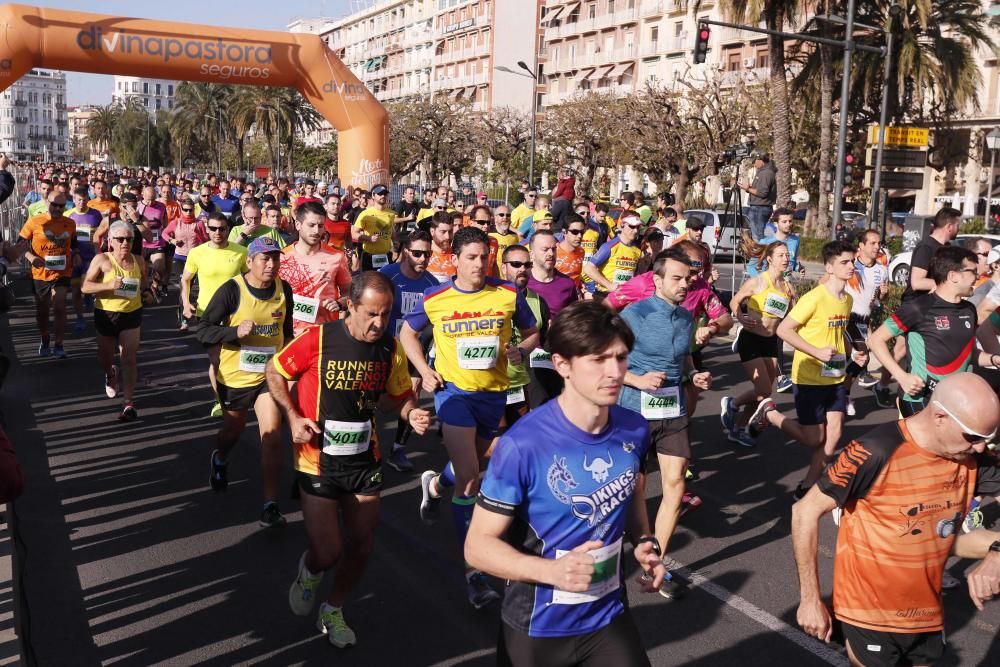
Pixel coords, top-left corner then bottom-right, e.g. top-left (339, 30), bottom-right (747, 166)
top-left (497, 611), bottom-right (650, 667)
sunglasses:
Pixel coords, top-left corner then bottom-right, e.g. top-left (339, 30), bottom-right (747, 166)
top-left (472, 219), bottom-right (490, 225)
top-left (977, 252), bottom-right (990, 257)
top-left (435, 206), bottom-right (446, 210)
top-left (576, 211), bottom-right (589, 216)
top-left (111, 236), bottom-right (132, 242)
top-left (182, 207), bottom-right (194, 212)
top-left (207, 225), bottom-right (226, 232)
top-left (933, 400), bottom-right (997, 444)
top-left (506, 260), bottom-right (533, 269)
top-left (496, 213), bottom-right (510, 217)
top-left (526, 193), bottom-right (537, 197)
top-left (408, 249), bottom-right (430, 258)
top-left (626, 224), bottom-right (643, 230)
top-left (566, 228), bottom-right (584, 235)
top-left (49, 203), bottom-right (66, 209)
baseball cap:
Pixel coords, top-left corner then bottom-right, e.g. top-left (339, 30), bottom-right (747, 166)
top-left (477, 191), bottom-right (487, 198)
top-left (371, 184), bottom-right (388, 196)
top-left (537, 211), bottom-right (555, 222)
top-left (988, 247), bottom-right (1000, 265)
top-left (317, 181), bottom-right (327, 189)
top-left (247, 236), bottom-right (281, 257)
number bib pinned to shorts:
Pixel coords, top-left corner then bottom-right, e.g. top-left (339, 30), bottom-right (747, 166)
top-left (529, 349), bottom-right (555, 370)
top-left (371, 253), bottom-right (389, 269)
top-left (238, 346), bottom-right (275, 373)
top-left (506, 385), bottom-right (525, 405)
top-left (457, 336), bottom-right (499, 370)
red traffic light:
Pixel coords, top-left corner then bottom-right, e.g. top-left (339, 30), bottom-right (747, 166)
top-left (845, 154), bottom-right (855, 165)
top-left (699, 29), bottom-right (709, 39)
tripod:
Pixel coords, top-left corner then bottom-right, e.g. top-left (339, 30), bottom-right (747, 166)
top-left (712, 170), bottom-right (750, 299)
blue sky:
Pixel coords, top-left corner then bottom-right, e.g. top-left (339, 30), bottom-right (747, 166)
top-left (28, 0), bottom-right (353, 105)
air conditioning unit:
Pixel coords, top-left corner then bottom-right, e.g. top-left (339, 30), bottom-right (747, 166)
top-left (744, 57), bottom-right (756, 68)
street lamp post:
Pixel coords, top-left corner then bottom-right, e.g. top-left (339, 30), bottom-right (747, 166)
top-left (985, 128), bottom-right (1000, 226)
top-left (494, 62), bottom-right (538, 187)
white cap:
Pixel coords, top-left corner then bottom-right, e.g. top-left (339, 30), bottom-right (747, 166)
top-left (988, 246), bottom-right (1000, 265)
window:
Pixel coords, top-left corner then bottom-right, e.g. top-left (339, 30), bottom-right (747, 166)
top-left (608, 0), bottom-right (615, 13)
top-left (168, 100), bottom-right (173, 110)
top-left (168, 84), bottom-right (174, 96)
top-left (143, 82), bottom-right (148, 94)
top-left (588, 3), bottom-right (596, 19)
top-left (132, 82), bottom-right (138, 92)
top-left (156, 98), bottom-right (162, 110)
top-left (155, 83), bottom-right (161, 95)
top-left (650, 26), bottom-right (658, 44)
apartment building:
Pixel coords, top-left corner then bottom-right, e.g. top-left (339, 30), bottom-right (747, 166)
top-left (111, 76), bottom-right (176, 116)
top-left (0, 69), bottom-right (69, 161)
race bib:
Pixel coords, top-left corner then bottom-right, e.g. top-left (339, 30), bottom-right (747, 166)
top-left (640, 385), bottom-right (681, 420)
top-left (150, 229), bottom-right (160, 242)
top-left (371, 253), bottom-right (389, 268)
top-left (551, 538), bottom-right (622, 604)
top-left (76, 227), bottom-right (92, 242)
top-left (762, 292), bottom-right (790, 318)
top-left (238, 345), bottom-right (275, 373)
top-left (44, 254), bottom-right (67, 271)
top-left (529, 348), bottom-right (555, 370)
top-left (456, 336), bottom-right (499, 370)
top-left (613, 269), bottom-right (634, 285)
top-left (506, 385), bottom-right (525, 405)
top-left (114, 277), bottom-right (140, 299)
top-left (821, 353), bottom-right (847, 378)
top-left (322, 420), bottom-right (372, 456)
top-left (292, 293), bottom-right (320, 323)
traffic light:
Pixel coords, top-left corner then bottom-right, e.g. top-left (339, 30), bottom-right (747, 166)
top-left (694, 22), bottom-right (710, 64)
top-left (843, 144), bottom-right (856, 186)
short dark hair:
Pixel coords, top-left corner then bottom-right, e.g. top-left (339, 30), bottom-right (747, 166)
top-left (469, 205), bottom-right (492, 220)
top-left (72, 186), bottom-right (89, 198)
top-left (773, 207), bottom-right (795, 219)
top-left (685, 216), bottom-right (706, 231)
top-left (502, 243), bottom-right (529, 262)
top-left (206, 211), bottom-right (229, 227)
top-left (821, 240), bottom-right (856, 264)
top-left (452, 227), bottom-right (489, 257)
top-left (933, 207), bottom-right (961, 229)
top-left (929, 245), bottom-right (977, 284)
top-left (652, 247), bottom-right (692, 276)
top-left (595, 202), bottom-right (610, 214)
top-left (430, 211), bottom-right (453, 228)
top-left (564, 214), bottom-right (585, 227)
top-left (265, 205), bottom-right (281, 215)
top-left (349, 270), bottom-right (395, 304)
top-left (449, 211), bottom-right (465, 224)
top-left (548, 301), bottom-right (635, 359)
top-left (304, 179), bottom-right (315, 187)
top-left (859, 229), bottom-right (881, 244)
top-left (621, 192), bottom-right (636, 206)
top-left (402, 229), bottom-right (432, 249)
top-left (325, 192), bottom-right (341, 203)
top-left (294, 200), bottom-right (325, 223)
top-left (662, 207), bottom-right (677, 218)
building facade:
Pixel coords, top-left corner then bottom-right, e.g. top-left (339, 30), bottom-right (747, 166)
top-left (0, 69), bottom-right (68, 161)
top-left (111, 76), bottom-right (176, 116)
top-left (67, 106), bottom-right (100, 162)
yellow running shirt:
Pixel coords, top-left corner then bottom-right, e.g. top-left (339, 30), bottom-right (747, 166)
top-left (95, 253), bottom-right (143, 313)
top-left (354, 206), bottom-right (396, 256)
top-left (184, 242), bottom-right (247, 317)
top-left (787, 284), bottom-right (852, 386)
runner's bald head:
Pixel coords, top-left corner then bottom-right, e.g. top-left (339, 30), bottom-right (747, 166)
top-left (349, 271), bottom-right (395, 305)
top-left (931, 374), bottom-right (999, 438)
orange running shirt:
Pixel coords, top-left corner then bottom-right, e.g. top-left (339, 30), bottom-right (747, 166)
top-left (555, 244), bottom-right (584, 286)
top-left (817, 420), bottom-right (976, 633)
top-left (19, 214), bottom-right (76, 281)
top-left (427, 248), bottom-right (456, 283)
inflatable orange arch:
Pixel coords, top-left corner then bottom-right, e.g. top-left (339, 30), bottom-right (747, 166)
top-left (0, 3), bottom-right (390, 187)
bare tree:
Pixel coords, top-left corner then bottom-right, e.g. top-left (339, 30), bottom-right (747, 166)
top-left (539, 92), bottom-right (627, 196)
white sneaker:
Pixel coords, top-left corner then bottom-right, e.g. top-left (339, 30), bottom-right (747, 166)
top-left (846, 399), bottom-right (856, 417)
top-left (730, 324), bottom-right (742, 353)
top-left (289, 552), bottom-right (323, 616)
top-left (317, 603), bottom-right (357, 648)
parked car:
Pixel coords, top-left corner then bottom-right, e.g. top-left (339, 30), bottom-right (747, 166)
top-left (835, 211), bottom-right (869, 241)
top-left (682, 208), bottom-right (746, 256)
top-left (887, 234), bottom-right (1000, 286)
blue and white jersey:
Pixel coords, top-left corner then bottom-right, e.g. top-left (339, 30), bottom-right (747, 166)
top-left (477, 399), bottom-right (651, 638)
top-left (378, 262), bottom-right (439, 337)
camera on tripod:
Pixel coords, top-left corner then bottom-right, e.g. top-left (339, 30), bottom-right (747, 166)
top-left (722, 141), bottom-right (756, 163)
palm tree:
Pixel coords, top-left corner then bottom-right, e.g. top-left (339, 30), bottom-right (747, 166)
top-left (228, 86), bottom-right (288, 173)
top-left (85, 104), bottom-right (118, 159)
top-left (170, 82), bottom-right (232, 171)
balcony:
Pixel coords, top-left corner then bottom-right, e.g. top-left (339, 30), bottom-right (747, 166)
top-left (14, 117), bottom-right (27, 124)
top-left (641, 41), bottom-right (659, 57)
top-left (436, 14), bottom-right (478, 39)
top-left (666, 34), bottom-right (687, 53)
top-left (55, 103), bottom-right (66, 110)
top-left (13, 99), bottom-right (26, 107)
top-left (641, 1), bottom-right (665, 17)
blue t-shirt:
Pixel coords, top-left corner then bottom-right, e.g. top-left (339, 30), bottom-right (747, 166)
top-left (618, 296), bottom-right (693, 416)
top-left (378, 262), bottom-right (440, 337)
top-left (745, 233), bottom-right (801, 277)
top-left (210, 193), bottom-right (240, 218)
top-left (477, 399), bottom-right (651, 638)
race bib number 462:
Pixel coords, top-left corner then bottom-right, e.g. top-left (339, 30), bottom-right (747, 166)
top-left (238, 346), bottom-right (275, 373)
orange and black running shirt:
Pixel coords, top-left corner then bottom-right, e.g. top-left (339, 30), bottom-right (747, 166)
top-left (272, 320), bottom-right (413, 476)
top-left (817, 420), bottom-right (976, 633)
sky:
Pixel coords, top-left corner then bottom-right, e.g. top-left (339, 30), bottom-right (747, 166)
top-left (27, 0), bottom-right (356, 105)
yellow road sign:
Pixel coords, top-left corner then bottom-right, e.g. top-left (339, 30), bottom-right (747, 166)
top-left (867, 126), bottom-right (929, 147)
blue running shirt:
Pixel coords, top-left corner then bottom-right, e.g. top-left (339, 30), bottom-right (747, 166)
top-left (477, 399), bottom-right (651, 638)
top-left (378, 262), bottom-right (439, 337)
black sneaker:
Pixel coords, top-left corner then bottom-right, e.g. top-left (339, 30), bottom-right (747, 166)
top-left (118, 403), bottom-right (137, 422)
top-left (210, 449), bottom-right (228, 492)
top-left (872, 385), bottom-right (894, 409)
top-left (259, 502), bottom-right (287, 528)
top-left (792, 484), bottom-right (810, 502)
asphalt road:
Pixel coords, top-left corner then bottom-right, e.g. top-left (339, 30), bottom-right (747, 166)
top-left (2, 271), bottom-right (999, 667)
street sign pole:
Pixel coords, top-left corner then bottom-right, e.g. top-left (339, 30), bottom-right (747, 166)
top-left (831, 0), bottom-right (857, 238)
top-left (871, 24), bottom-right (895, 235)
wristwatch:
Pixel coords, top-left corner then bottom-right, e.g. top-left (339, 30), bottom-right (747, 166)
top-left (636, 535), bottom-right (661, 556)
top-left (989, 538), bottom-right (1000, 554)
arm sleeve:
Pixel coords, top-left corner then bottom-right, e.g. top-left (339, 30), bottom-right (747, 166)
top-left (18, 219), bottom-right (32, 241)
top-left (477, 436), bottom-right (525, 516)
top-left (403, 289), bottom-right (432, 332)
top-left (885, 298), bottom-right (922, 337)
top-left (588, 240), bottom-right (613, 268)
top-left (282, 281), bottom-right (295, 340)
top-left (272, 326), bottom-right (319, 380)
top-left (196, 281), bottom-right (242, 346)
top-left (0, 171), bottom-right (15, 207)
top-left (185, 248), bottom-right (200, 275)
top-left (517, 215), bottom-right (534, 237)
top-left (513, 291), bottom-right (538, 330)
top-left (816, 439), bottom-right (889, 507)
top-left (387, 339), bottom-right (415, 399)
top-left (163, 218), bottom-right (178, 238)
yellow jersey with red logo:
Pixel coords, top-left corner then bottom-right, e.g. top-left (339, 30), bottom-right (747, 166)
top-left (787, 284), bottom-right (852, 385)
top-left (588, 238), bottom-right (641, 291)
top-left (403, 277), bottom-right (537, 392)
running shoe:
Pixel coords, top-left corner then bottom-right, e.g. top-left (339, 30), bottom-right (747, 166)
top-left (941, 571), bottom-right (962, 590)
top-left (846, 399), bottom-right (856, 417)
top-left (53, 344), bottom-right (67, 359)
top-left (84, 294), bottom-right (95, 312)
top-left (387, 444), bottom-right (414, 473)
top-left (727, 428), bottom-right (756, 448)
top-left (317, 604), bottom-right (357, 648)
top-left (210, 402), bottom-right (223, 418)
top-left (872, 385), bottom-right (894, 409)
top-left (684, 465), bottom-right (700, 482)
top-left (419, 470), bottom-right (441, 524)
top-left (259, 502), bottom-right (286, 528)
top-left (209, 449), bottom-right (228, 492)
top-left (466, 571), bottom-right (501, 610)
top-left (179, 319), bottom-right (189, 332)
top-left (720, 396), bottom-right (738, 433)
top-left (658, 571), bottom-right (685, 600)
top-left (118, 403), bottom-right (137, 422)
top-left (748, 398), bottom-right (776, 433)
top-left (857, 371), bottom-right (879, 389)
top-left (37, 340), bottom-right (51, 357)
top-left (730, 324), bottom-right (742, 353)
top-left (775, 375), bottom-right (793, 393)
top-left (680, 492), bottom-right (702, 517)
top-left (73, 316), bottom-right (86, 333)
top-left (831, 507), bottom-right (842, 527)
top-left (289, 552), bottom-right (324, 616)
top-left (105, 366), bottom-right (119, 399)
